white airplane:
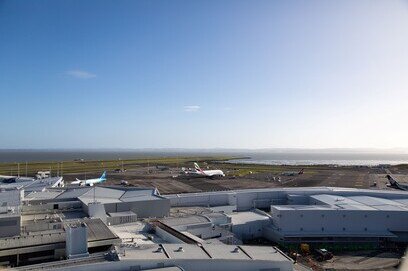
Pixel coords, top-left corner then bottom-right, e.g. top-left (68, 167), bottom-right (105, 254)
top-left (71, 171), bottom-right (107, 186)
top-left (179, 163), bottom-right (225, 179)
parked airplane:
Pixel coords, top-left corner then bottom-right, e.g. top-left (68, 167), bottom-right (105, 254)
top-left (0, 175), bottom-right (18, 183)
top-left (71, 171), bottom-right (107, 186)
top-left (281, 169), bottom-right (304, 176)
top-left (178, 163), bottom-right (225, 179)
top-left (386, 174), bottom-right (408, 191)
top-left (0, 175), bottom-right (34, 183)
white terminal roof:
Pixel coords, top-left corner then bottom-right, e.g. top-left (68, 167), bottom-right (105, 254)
top-left (312, 194), bottom-right (408, 211)
top-left (160, 215), bottom-right (211, 227)
top-left (119, 244), bottom-right (167, 260)
top-left (274, 194), bottom-right (408, 212)
top-left (394, 199), bottom-right (408, 205)
top-left (25, 190), bottom-right (63, 200)
top-left (202, 244), bottom-right (250, 260)
top-left (25, 186), bottom-right (164, 205)
top-left (240, 245), bottom-right (291, 262)
top-left (109, 222), bottom-right (167, 245)
top-left (228, 211), bottom-right (270, 225)
top-left (272, 205), bottom-right (334, 211)
top-left (1, 177), bottom-right (63, 195)
top-left (165, 186), bottom-right (408, 199)
top-left (163, 244), bottom-right (209, 259)
top-left (117, 244), bottom-right (290, 263)
top-left (108, 211), bottom-right (137, 217)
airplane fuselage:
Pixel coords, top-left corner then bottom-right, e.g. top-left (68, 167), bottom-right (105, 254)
top-left (281, 169), bottom-right (304, 176)
top-left (177, 163), bottom-right (225, 179)
top-left (180, 168), bottom-right (225, 179)
top-left (71, 178), bottom-right (105, 186)
top-left (71, 172), bottom-right (107, 186)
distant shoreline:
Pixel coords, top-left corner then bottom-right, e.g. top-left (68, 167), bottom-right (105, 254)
top-left (0, 149), bottom-right (408, 166)
top-left (225, 158), bottom-right (408, 166)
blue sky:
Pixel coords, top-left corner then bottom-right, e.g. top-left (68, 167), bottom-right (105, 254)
top-left (1, 0), bottom-right (407, 149)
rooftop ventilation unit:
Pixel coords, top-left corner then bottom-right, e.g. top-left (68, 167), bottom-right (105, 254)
top-left (65, 222), bottom-right (89, 259)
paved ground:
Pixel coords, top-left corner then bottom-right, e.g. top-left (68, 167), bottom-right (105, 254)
top-left (320, 251), bottom-right (401, 271)
top-left (60, 164), bottom-right (406, 195)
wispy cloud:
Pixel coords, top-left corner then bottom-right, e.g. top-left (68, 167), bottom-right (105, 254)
top-left (183, 105), bottom-right (201, 112)
top-left (66, 70), bottom-right (96, 79)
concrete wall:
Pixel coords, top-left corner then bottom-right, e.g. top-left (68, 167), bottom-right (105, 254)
top-left (53, 258), bottom-right (292, 271)
top-left (270, 206), bottom-right (408, 235)
top-left (107, 213), bottom-right (138, 226)
top-left (127, 199), bottom-right (170, 218)
top-left (185, 225), bottom-right (227, 240)
top-left (231, 218), bottom-right (270, 241)
top-left (87, 202), bottom-right (107, 223)
top-left (0, 189), bottom-right (21, 238)
top-left (168, 190), bottom-right (288, 211)
top-left (22, 219), bottom-right (62, 233)
top-left (0, 231), bottom-right (65, 252)
top-left (155, 227), bottom-right (185, 244)
top-left (0, 215), bottom-right (20, 238)
top-left (65, 223), bottom-right (89, 259)
top-left (0, 189), bottom-right (21, 207)
top-left (205, 214), bottom-right (231, 226)
top-left (168, 193), bottom-right (230, 208)
top-left (286, 194), bottom-right (310, 205)
top-left (82, 200), bottom-right (170, 220)
top-left (23, 200), bottom-right (82, 214)
top-left (166, 188), bottom-right (408, 210)
top-left (85, 198), bottom-right (170, 219)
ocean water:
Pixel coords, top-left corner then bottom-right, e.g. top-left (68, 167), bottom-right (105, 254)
top-left (228, 152), bottom-right (408, 166)
top-left (0, 150), bottom-right (190, 163)
top-left (0, 150), bottom-right (408, 166)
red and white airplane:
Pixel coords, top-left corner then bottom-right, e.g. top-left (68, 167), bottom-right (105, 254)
top-left (281, 169), bottom-right (304, 176)
top-left (179, 162), bottom-right (225, 179)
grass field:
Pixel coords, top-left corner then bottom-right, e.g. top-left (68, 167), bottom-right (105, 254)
top-left (0, 155), bottom-right (347, 178)
top-left (216, 162), bottom-right (320, 176)
top-left (0, 156), bottom-right (237, 176)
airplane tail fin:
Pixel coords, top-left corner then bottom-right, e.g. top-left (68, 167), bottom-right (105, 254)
top-left (100, 171), bottom-right (107, 180)
top-left (299, 169), bottom-right (304, 175)
top-left (386, 174), bottom-right (397, 185)
top-left (194, 162), bottom-right (204, 172)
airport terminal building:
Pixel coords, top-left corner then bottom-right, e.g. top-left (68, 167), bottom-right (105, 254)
top-left (0, 182), bottom-right (407, 270)
top-left (166, 187), bottom-right (408, 248)
top-left (267, 193), bottom-right (408, 246)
